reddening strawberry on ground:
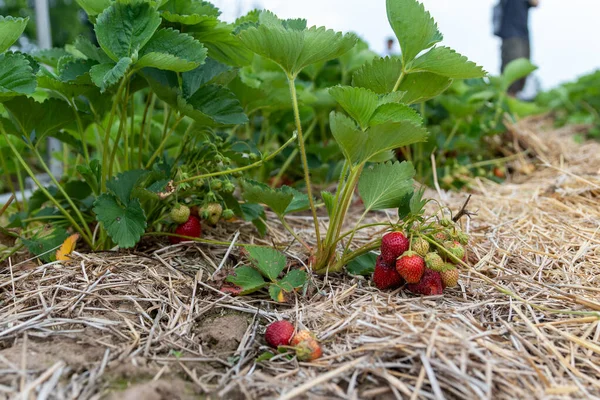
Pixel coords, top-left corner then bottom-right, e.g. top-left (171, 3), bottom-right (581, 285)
top-left (265, 320), bottom-right (295, 348)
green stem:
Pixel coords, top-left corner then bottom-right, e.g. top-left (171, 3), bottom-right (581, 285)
top-left (336, 222), bottom-right (391, 243)
top-left (0, 244), bottom-right (24, 264)
top-left (2, 130), bottom-right (93, 247)
top-left (342, 208), bottom-right (370, 255)
top-left (175, 132), bottom-right (298, 185)
top-left (123, 81), bottom-right (131, 171)
top-left (271, 119), bottom-right (317, 187)
top-left (139, 91), bottom-right (154, 168)
top-left (279, 217), bottom-right (311, 251)
top-left (0, 149), bottom-right (18, 207)
top-left (392, 69), bottom-right (406, 93)
top-left (30, 146), bottom-right (94, 241)
top-left (287, 75), bottom-right (321, 249)
top-left (69, 98), bottom-right (90, 163)
top-left (329, 240), bottom-right (381, 272)
top-left (442, 119), bottom-right (461, 149)
top-left (15, 166), bottom-right (26, 211)
top-left (108, 82), bottom-right (130, 178)
top-left (145, 115), bottom-right (184, 169)
top-left (102, 77), bottom-right (129, 192)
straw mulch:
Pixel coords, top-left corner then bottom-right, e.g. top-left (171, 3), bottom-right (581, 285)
top-left (1, 117), bottom-right (600, 399)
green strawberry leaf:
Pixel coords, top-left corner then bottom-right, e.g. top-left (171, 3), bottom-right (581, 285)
top-left (30, 48), bottom-right (70, 68)
top-left (75, 0), bottom-right (112, 16)
top-left (106, 169), bottom-right (149, 205)
top-left (74, 36), bottom-right (113, 64)
top-left (369, 102), bottom-right (422, 127)
top-left (90, 58), bottom-right (132, 92)
top-left (2, 97), bottom-right (75, 142)
top-left (358, 161), bottom-right (415, 211)
top-left (58, 58), bottom-right (97, 83)
top-left (184, 84), bottom-right (247, 125)
top-left (346, 251), bottom-right (378, 276)
top-left (0, 16), bottom-right (29, 54)
top-left (136, 28), bottom-right (207, 72)
top-left (268, 270), bottom-right (308, 302)
top-left (181, 58), bottom-right (233, 98)
top-left (189, 21), bottom-right (254, 67)
top-left (246, 246), bottom-right (287, 281)
top-left (77, 159), bottom-right (102, 195)
top-left (502, 58), bottom-right (537, 92)
top-left (225, 266), bottom-right (267, 295)
top-left (93, 194), bottom-right (147, 248)
top-left (408, 46), bottom-right (486, 79)
top-left (397, 191), bottom-right (415, 220)
top-left (237, 11), bottom-right (357, 77)
top-left (95, 0), bottom-right (161, 62)
top-left (241, 179), bottom-right (293, 216)
top-left (329, 86), bottom-right (379, 130)
top-left (278, 269), bottom-right (307, 291)
top-left (397, 72), bottom-right (452, 104)
top-left (0, 53), bottom-right (36, 97)
top-left (240, 203), bottom-right (267, 237)
top-left (143, 67), bottom-right (247, 125)
top-left (329, 86), bottom-right (408, 129)
top-left (160, 0), bottom-right (220, 25)
top-left (36, 73), bottom-right (96, 99)
top-left (329, 111), bottom-right (428, 165)
top-left (21, 227), bottom-right (69, 263)
top-left (352, 57), bottom-right (403, 94)
top-left (386, 0), bottom-right (442, 65)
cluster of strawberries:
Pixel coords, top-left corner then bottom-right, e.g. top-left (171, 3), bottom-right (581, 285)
top-left (264, 321), bottom-right (322, 361)
top-left (373, 220), bottom-right (468, 295)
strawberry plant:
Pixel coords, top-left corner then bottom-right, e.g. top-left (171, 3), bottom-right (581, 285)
top-left (0, 0), bottom-right (293, 257)
top-left (223, 246), bottom-right (307, 302)
top-left (235, 0), bottom-right (485, 274)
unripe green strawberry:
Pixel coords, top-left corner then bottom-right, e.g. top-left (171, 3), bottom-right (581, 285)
top-left (222, 181), bottom-right (235, 194)
top-left (440, 218), bottom-right (453, 227)
top-left (425, 252), bottom-right (444, 271)
top-left (170, 203), bottom-right (190, 224)
top-left (412, 238), bottom-right (429, 256)
top-left (205, 203), bottom-right (223, 225)
top-left (457, 231), bottom-right (469, 246)
top-left (440, 265), bottom-right (459, 288)
top-left (210, 180), bottom-right (223, 191)
top-left (222, 209), bottom-right (235, 220)
top-left (443, 241), bottom-right (465, 262)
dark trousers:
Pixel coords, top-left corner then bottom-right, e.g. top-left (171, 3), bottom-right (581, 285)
top-left (501, 37), bottom-right (531, 95)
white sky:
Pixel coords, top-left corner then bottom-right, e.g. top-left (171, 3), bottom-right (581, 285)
top-left (214, 0), bottom-right (600, 90)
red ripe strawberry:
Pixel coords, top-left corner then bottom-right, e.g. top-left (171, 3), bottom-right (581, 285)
top-left (407, 269), bottom-right (444, 296)
top-left (395, 251), bottom-right (425, 283)
top-left (170, 215), bottom-right (202, 244)
top-left (380, 231), bottom-right (409, 264)
top-left (373, 256), bottom-right (403, 290)
top-left (265, 320), bottom-right (295, 348)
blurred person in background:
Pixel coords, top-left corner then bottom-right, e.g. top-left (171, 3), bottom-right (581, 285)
top-left (493, 0), bottom-right (539, 96)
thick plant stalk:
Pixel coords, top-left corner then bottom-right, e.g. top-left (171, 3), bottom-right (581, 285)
top-left (287, 76), bottom-right (321, 250)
